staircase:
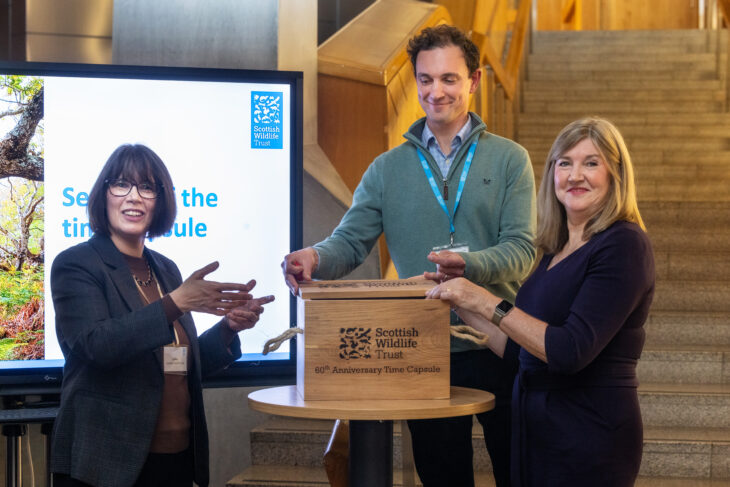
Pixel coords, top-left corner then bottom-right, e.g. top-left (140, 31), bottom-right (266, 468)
top-left (229, 29), bottom-right (730, 487)
top-left (519, 29), bottom-right (730, 484)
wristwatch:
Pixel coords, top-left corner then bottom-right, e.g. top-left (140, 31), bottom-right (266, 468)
top-left (492, 300), bottom-right (514, 327)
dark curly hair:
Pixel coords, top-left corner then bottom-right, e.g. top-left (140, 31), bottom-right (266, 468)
top-left (407, 24), bottom-right (480, 76)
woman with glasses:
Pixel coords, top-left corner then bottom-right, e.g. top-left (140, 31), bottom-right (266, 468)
top-left (427, 118), bottom-right (655, 486)
top-left (50, 144), bottom-right (274, 487)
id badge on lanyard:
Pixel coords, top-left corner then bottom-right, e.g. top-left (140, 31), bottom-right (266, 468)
top-left (163, 327), bottom-right (188, 375)
top-left (433, 241), bottom-right (470, 253)
top-left (418, 140), bottom-right (477, 254)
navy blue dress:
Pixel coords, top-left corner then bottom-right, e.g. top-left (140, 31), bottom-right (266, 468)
top-left (510, 221), bottom-right (655, 486)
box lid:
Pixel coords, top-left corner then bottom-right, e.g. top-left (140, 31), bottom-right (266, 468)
top-left (298, 278), bottom-right (436, 299)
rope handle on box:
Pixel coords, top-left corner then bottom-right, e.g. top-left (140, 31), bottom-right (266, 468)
top-left (261, 324), bottom-right (488, 355)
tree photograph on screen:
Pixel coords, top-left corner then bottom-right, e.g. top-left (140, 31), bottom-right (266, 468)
top-left (0, 75), bottom-right (45, 361)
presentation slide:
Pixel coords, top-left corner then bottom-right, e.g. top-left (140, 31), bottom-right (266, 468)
top-left (0, 72), bottom-right (295, 369)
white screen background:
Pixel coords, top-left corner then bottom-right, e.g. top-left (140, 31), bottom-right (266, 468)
top-left (43, 76), bottom-right (293, 361)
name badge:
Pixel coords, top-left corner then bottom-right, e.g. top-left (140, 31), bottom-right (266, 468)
top-left (432, 242), bottom-right (470, 253)
top-left (163, 345), bottom-right (188, 375)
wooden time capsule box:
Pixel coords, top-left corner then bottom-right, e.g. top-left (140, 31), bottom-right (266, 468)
top-left (296, 279), bottom-right (450, 401)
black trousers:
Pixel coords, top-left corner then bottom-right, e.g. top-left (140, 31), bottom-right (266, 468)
top-left (407, 348), bottom-right (517, 487)
top-left (53, 449), bottom-right (194, 487)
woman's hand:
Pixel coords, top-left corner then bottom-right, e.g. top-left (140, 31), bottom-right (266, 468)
top-left (225, 291), bottom-right (276, 332)
top-left (426, 277), bottom-right (508, 358)
top-left (425, 277), bottom-right (494, 317)
top-left (169, 262), bottom-right (254, 315)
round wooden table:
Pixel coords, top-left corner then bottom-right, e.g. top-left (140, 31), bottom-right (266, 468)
top-left (248, 385), bottom-right (495, 487)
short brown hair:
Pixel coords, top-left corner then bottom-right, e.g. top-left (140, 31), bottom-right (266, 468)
top-left (535, 117), bottom-right (645, 254)
top-left (407, 24), bottom-right (480, 76)
top-left (87, 144), bottom-right (177, 239)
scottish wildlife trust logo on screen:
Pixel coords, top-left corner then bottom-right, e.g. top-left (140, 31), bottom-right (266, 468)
top-left (251, 91), bottom-right (283, 149)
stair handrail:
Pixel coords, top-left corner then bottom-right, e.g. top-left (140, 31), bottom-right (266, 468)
top-left (719, 0), bottom-right (730, 111)
top-left (470, 0), bottom-right (532, 102)
top-left (561, 0), bottom-right (581, 30)
top-left (719, 0), bottom-right (730, 25)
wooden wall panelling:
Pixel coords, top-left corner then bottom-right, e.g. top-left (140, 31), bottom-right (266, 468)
top-left (538, 0), bottom-right (699, 31)
top-left (600, 0), bottom-right (698, 30)
top-left (318, 75), bottom-right (387, 194)
top-left (434, 0), bottom-right (478, 32)
top-left (536, 0), bottom-right (566, 30)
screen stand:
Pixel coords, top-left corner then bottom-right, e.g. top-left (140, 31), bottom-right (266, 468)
top-left (0, 395), bottom-right (59, 487)
top-left (2, 423), bottom-right (26, 487)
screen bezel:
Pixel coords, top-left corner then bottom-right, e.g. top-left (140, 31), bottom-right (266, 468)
top-left (0, 60), bottom-right (302, 393)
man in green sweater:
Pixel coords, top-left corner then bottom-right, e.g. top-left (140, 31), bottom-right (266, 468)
top-left (282, 25), bottom-right (535, 487)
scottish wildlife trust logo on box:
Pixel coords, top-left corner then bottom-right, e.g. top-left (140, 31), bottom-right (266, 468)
top-left (339, 327), bottom-right (372, 360)
top-left (251, 91), bottom-right (283, 149)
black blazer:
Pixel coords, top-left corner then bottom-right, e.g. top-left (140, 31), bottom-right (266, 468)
top-left (50, 234), bottom-right (240, 487)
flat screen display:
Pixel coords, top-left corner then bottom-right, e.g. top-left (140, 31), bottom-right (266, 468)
top-left (0, 62), bottom-right (302, 392)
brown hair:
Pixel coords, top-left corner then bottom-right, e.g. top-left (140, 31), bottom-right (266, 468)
top-left (87, 144), bottom-right (177, 238)
top-left (535, 117), bottom-right (645, 254)
top-left (407, 24), bottom-right (480, 76)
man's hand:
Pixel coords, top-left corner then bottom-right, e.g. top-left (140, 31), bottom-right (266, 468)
top-left (423, 250), bottom-right (466, 283)
top-left (281, 247), bottom-right (319, 296)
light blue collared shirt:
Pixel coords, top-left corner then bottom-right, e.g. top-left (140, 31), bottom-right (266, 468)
top-left (421, 116), bottom-right (473, 178)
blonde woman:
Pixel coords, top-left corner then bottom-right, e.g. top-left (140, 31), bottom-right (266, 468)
top-left (427, 117), bottom-right (655, 486)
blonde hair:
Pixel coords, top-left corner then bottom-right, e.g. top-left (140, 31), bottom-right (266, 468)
top-left (535, 117), bottom-right (645, 254)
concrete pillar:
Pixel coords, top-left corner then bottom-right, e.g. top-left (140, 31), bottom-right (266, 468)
top-left (113, 0), bottom-right (317, 144)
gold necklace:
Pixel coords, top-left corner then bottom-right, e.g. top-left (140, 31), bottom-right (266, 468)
top-left (133, 260), bottom-right (153, 286)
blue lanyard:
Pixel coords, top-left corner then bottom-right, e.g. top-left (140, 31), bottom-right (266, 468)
top-left (417, 140), bottom-right (477, 242)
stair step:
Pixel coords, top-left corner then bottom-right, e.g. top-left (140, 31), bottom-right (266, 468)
top-left (531, 39), bottom-right (713, 51)
top-left (645, 312), bottom-right (730, 347)
top-left (229, 464), bottom-right (494, 487)
top-left (637, 479), bottom-right (730, 486)
top-left (524, 89), bottom-right (725, 103)
top-left (529, 59), bottom-right (718, 73)
top-left (641, 202), bottom-right (730, 228)
top-left (641, 427), bottom-right (730, 480)
top-left (654, 252), bottom-right (730, 281)
top-left (522, 124), bottom-right (730, 138)
top-left (242, 416), bottom-right (730, 482)
top-left (229, 466), bottom-right (730, 486)
top-left (648, 228), bottom-right (730, 252)
top-left (250, 418), bottom-right (340, 468)
top-left (639, 345), bottom-right (730, 384)
top-left (528, 52), bottom-right (720, 64)
top-left (524, 79), bottom-right (724, 91)
top-left (651, 281), bottom-right (730, 313)
top-left (519, 112), bottom-right (730, 127)
top-left (532, 30), bottom-right (717, 49)
top-left (523, 100), bottom-right (725, 113)
top-left (639, 383), bottom-right (730, 429)
top-left (529, 69), bottom-right (718, 81)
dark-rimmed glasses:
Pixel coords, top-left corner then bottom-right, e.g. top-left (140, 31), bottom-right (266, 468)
top-left (105, 179), bottom-right (161, 199)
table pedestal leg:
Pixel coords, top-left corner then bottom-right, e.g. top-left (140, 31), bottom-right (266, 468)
top-left (349, 420), bottom-right (393, 487)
